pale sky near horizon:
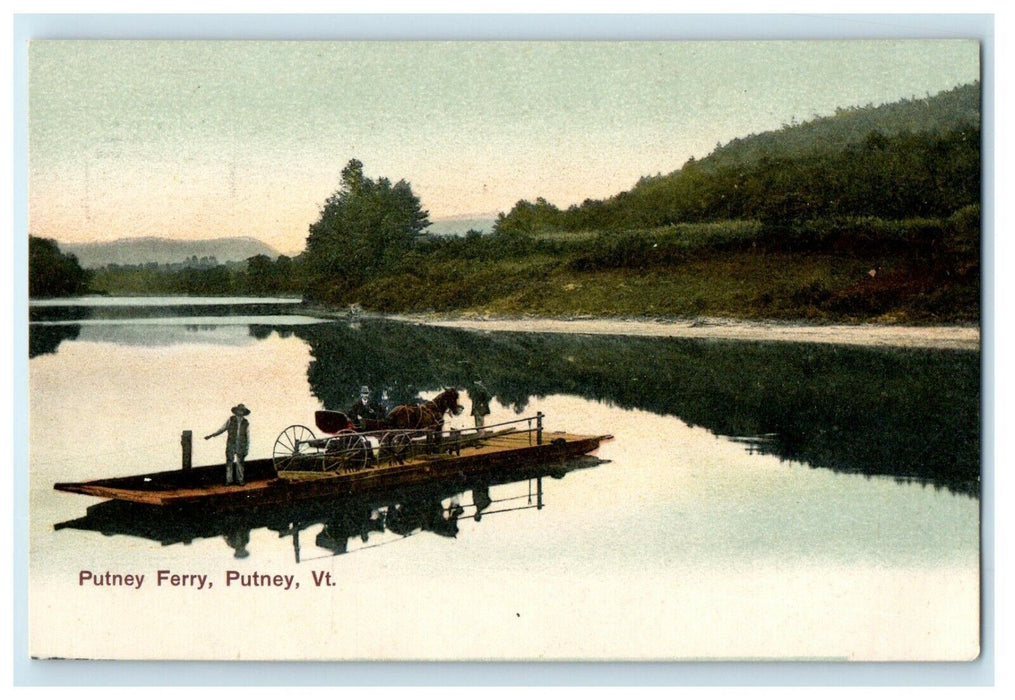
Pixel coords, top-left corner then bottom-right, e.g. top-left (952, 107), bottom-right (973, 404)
top-left (28, 40), bottom-right (979, 254)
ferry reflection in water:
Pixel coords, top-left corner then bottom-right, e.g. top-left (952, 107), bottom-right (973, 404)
top-left (32, 304), bottom-right (979, 660)
top-left (55, 457), bottom-right (605, 563)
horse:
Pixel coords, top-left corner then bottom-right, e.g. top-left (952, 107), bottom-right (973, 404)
top-left (385, 387), bottom-right (464, 457)
top-left (386, 387), bottom-right (464, 431)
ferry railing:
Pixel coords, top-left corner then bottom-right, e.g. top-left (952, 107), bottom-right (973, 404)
top-left (276, 412), bottom-right (555, 472)
top-left (327, 412), bottom-right (548, 448)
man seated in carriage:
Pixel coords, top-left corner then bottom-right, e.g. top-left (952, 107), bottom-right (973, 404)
top-left (348, 385), bottom-right (384, 429)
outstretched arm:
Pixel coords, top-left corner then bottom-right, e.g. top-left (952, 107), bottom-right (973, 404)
top-left (205, 420), bottom-right (229, 440)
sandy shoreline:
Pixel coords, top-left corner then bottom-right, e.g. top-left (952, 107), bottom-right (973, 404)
top-left (378, 313), bottom-right (980, 351)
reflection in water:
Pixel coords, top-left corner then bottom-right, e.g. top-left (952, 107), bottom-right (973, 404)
top-left (33, 312), bottom-right (980, 496)
top-left (32, 301), bottom-right (981, 662)
top-left (287, 319), bottom-right (979, 496)
top-left (30, 295), bottom-right (303, 307)
top-left (28, 320), bottom-right (313, 354)
top-left (224, 528), bottom-right (251, 559)
top-left (722, 433), bottom-right (779, 456)
top-left (29, 300), bottom-right (304, 322)
top-left (30, 323), bottom-right (260, 353)
top-left (32, 315), bottom-right (324, 327)
top-left (27, 297), bottom-right (311, 356)
top-left (54, 457), bottom-right (600, 563)
top-left (29, 324), bottom-right (80, 358)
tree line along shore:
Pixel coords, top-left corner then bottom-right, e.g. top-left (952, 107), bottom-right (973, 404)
top-left (31, 83), bottom-right (981, 325)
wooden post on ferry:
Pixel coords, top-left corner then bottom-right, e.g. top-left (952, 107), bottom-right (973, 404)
top-left (536, 412), bottom-right (544, 445)
top-left (181, 430), bottom-right (192, 471)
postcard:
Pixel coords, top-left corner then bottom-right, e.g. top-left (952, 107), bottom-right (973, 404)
top-left (26, 38), bottom-right (982, 662)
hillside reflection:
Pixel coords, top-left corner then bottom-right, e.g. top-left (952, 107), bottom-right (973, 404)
top-left (32, 314), bottom-right (980, 496)
top-left (288, 319), bottom-right (979, 496)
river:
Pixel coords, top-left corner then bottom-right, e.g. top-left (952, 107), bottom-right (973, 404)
top-left (27, 297), bottom-right (981, 661)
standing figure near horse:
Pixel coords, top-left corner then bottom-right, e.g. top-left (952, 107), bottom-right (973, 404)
top-left (470, 380), bottom-right (491, 434)
top-left (205, 403), bottom-right (250, 486)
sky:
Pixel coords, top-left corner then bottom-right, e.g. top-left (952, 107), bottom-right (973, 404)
top-left (28, 40), bottom-right (980, 254)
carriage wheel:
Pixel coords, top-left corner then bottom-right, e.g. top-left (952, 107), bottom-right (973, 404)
top-left (273, 425), bottom-right (317, 472)
top-left (332, 432), bottom-right (369, 473)
top-left (324, 431), bottom-right (369, 473)
top-left (388, 432), bottom-right (412, 462)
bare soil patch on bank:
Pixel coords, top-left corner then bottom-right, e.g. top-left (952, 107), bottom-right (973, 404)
top-left (381, 314), bottom-right (979, 351)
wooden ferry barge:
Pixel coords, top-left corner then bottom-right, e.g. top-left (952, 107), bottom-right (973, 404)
top-left (54, 414), bottom-right (611, 511)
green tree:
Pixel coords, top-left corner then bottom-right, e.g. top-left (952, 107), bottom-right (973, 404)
top-left (304, 159), bottom-right (430, 299)
top-left (29, 236), bottom-right (90, 297)
top-left (273, 254), bottom-right (297, 292)
top-left (244, 254), bottom-right (274, 293)
top-left (493, 197), bottom-right (561, 234)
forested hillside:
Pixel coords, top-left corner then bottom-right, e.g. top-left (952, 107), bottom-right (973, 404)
top-left (81, 83), bottom-right (982, 323)
top-left (495, 82), bottom-right (980, 233)
top-left (703, 82), bottom-right (980, 170)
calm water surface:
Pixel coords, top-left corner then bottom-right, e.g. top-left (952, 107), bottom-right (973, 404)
top-left (28, 298), bottom-right (980, 661)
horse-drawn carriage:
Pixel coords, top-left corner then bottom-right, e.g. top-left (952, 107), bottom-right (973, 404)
top-left (271, 388), bottom-right (465, 473)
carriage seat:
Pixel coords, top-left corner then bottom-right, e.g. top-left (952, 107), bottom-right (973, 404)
top-left (315, 410), bottom-right (355, 435)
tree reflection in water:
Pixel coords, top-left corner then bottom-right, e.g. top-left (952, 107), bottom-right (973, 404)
top-left (29, 324), bottom-right (81, 358)
top-left (34, 315), bottom-right (980, 496)
top-left (288, 319), bottom-right (979, 496)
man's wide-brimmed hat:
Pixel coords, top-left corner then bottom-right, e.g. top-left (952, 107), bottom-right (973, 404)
top-left (360, 386), bottom-right (370, 395)
top-left (232, 403), bottom-right (251, 416)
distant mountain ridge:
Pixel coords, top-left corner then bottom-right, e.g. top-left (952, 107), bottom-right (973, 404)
top-left (61, 236), bottom-right (282, 269)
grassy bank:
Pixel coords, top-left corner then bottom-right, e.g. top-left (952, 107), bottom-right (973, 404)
top-left (335, 216), bottom-right (979, 324)
top-left (351, 255), bottom-right (976, 323)
top-left (84, 215), bottom-right (979, 325)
